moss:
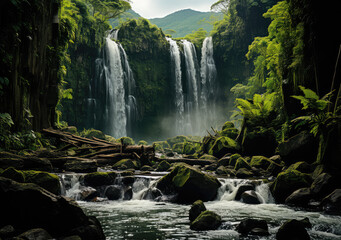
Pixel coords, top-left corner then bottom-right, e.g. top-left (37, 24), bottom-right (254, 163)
top-left (156, 160), bottom-right (171, 172)
top-left (270, 170), bottom-right (312, 203)
top-left (208, 136), bottom-right (239, 158)
top-left (116, 137), bottom-right (135, 145)
top-left (172, 142), bottom-right (185, 154)
top-left (23, 170), bottom-right (61, 195)
top-left (249, 156), bottom-right (272, 170)
top-left (190, 210), bottom-right (222, 231)
top-left (81, 129), bottom-right (106, 140)
top-left (234, 157), bottom-right (252, 171)
top-left (0, 167), bottom-right (25, 183)
top-left (62, 126), bottom-right (78, 134)
top-left (153, 141), bottom-right (170, 152)
top-left (138, 140), bottom-right (148, 145)
top-left (229, 153), bottom-right (241, 166)
top-left (113, 159), bottom-right (140, 170)
top-left (182, 142), bottom-right (199, 155)
top-left (84, 172), bottom-right (116, 187)
top-left (222, 121), bottom-right (235, 130)
top-left (199, 154), bottom-right (218, 160)
top-left (287, 162), bottom-right (312, 173)
top-left (220, 128), bottom-right (239, 139)
top-left (167, 136), bottom-right (189, 147)
top-left (189, 200), bottom-right (207, 222)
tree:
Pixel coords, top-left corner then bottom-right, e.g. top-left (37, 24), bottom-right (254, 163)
top-left (211, 0), bottom-right (230, 15)
top-left (88, 0), bottom-right (131, 22)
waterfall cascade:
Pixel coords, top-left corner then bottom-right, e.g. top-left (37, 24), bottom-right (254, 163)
top-left (88, 30), bottom-right (137, 138)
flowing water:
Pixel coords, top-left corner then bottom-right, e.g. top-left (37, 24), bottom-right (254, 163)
top-left (59, 174), bottom-right (341, 240)
top-left (88, 30), bottom-right (137, 138)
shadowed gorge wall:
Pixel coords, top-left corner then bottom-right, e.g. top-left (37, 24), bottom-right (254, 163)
top-left (0, 0), bottom-right (62, 131)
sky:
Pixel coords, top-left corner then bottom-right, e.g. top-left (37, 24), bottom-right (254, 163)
top-left (130, 0), bottom-right (218, 19)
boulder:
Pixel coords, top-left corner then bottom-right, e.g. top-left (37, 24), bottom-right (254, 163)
top-left (0, 177), bottom-right (105, 240)
top-left (266, 162), bottom-right (284, 176)
top-left (84, 172), bottom-right (116, 187)
top-left (249, 156), bottom-right (272, 170)
top-left (235, 184), bottom-right (255, 201)
top-left (285, 188), bottom-right (312, 206)
top-left (142, 188), bottom-right (162, 200)
top-left (321, 189), bottom-right (341, 215)
top-left (208, 137), bottom-right (239, 158)
top-left (23, 157), bottom-right (53, 171)
top-left (189, 200), bottom-right (207, 222)
top-left (310, 173), bottom-right (338, 199)
top-left (278, 131), bottom-right (318, 164)
top-left (105, 185), bottom-right (122, 200)
top-left (190, 211), bottom-right (222, 231)
top-left (241, 190), bottom-right (261, 204)
top-left (0, 225), bottom-right (15, 239)
top-left (287, 162), bottom-right (313, 173)
top-left (64, 160), bottom-right (98, 173)
top-left (166, 136), bottom-right (189, 147)
top-left (16, 228), bottom-right (52, 240)
top-left (153, 141), bottom-right (171, 152)
top-left (0, 167), bottom-right (25, 183)
top-left (182, 142), bottom-right (198, 155)
top-left (234, 157), bottom-right (251, 171)
top-left (229, 153), bottom-right (241, 166)
top-left (242, 127), bottom-right (277, 157)
top-left (156, 160), bottom-right (171, 172)
top-left (123, 187), bottom-right (133, 200)
top-left (236, 218), bottom-right (269, 236)
top-left (236, 168), bottom-right (254, 178)
top-left (0, 158), bottom-right (24, 169)
top-left (156, 165), bottom-right (221, 203)
top-left (23, 170), bottom-right (61, 195)
top-left (276, 218), bottom-right (311, 240)
top-left (140, 165), bottom-right (154, 171)
top-left (215, 166), bottom-right (228, 175)
top-left (199, 154), bottom-right (218, 161)
top-left (217, 156), bottom-right (230, 167)
top-left (78, 187), bottom-right (99, 201)
top-left (113, 159), bottom-right (140, 170)
top-left (270, 170), bottom-right (312, 203)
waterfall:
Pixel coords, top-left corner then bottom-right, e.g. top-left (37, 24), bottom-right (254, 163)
top-left (88, 30), bottom-right (137, 138)
top-left (200, 36), bottom-right (217, 129)
top-left (166, 38), bottom-right (185, 135)
top-left (182, 40), bottom-right (201, 134)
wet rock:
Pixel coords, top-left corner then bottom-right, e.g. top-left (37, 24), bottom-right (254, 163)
top-left (16, 228), bottom-right (52, 240)
top-left (64, 160), bottom-right (98, 173)
top-left (142, 188), bottom-right (162, 200)
top-left (121, 176), bottom-right (135, 185)
top-left (278, 131), bottom-right (318, 164)
top-left (285, 188), bottom-right (312, 206)
top-left (189, 200), bottom-right (207, 222)
top-left (156, 165), bottom-right (221, 203)
top-left (236, 218), bottom-right (269, 236)
top-left (270, 170), bottom-right (312, 203)
top-left (0, 225), bottom-right (15, 238)
top-left (113, 159), bottom-right (140, 170)
top-left (241, 190), bottom-right (261, 204)
top-left (321, 189), bottom-right (341, 215)
top-left (0, 177), bottom-right (105, 239)
top-left (105, 185), bottom-right (122, 200)
top-left (235, 184), bottom-right (255, 201)
top-left (79, 187), bottom-right (99, 201)
top-left (156, 160), bottom-right (171, 172)
top-left (215, 166), bottom-right (228, 175)
top-left (190, 210), bottom-right (222, 231)
top-left (23, 157), bottom-right (53, 172)
top-left (0, 167), bottom-right (25, 183)
top-left (310, 173), bottom-right (337, 199)
top-left (124, 186), bottom-right (133, 200)
top-left (236, 168), bottom-right (254, 178)
top-left (208, 136), bottom-right (239, 159)
top-left (84, 172), bottom-right (116, 187)
top-left (276, 218), bottom-right (311, 240)
top-left (24, 170), bottom-right (61, 195)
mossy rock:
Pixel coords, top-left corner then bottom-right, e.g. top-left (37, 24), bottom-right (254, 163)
top-left (249, 156), bottom-right (272, 170)
top-left (138, 140), bottom-right (148, 145)
top-left (156, 165), bottom-right (221, 203)
top-left (113, 159), bottom-right (140, 170)
top-left (23, 170), bottom-right (61, 195)
top-left (116, 137), bottom-right (135, 145)
top-left (62, 126), bottom-right (78, 134)
top-left (189, 200), bottom-right (207, 222)
top-left (0, 167), bottom-right (25, 183)
top-left (172, 142), bottom-right (185, 154)
top-left (182, 142), bottom-right (198, 155)
top-left (199, 154), bottom-right (218, 161)
top-left (236, 168), bottom-right (254, 178)
top-left (81, 129), bottom-right (106, 140)
top-left (153, 141), bottom-right (171, 152)
top-left (84, 172), bottom-right (116, 187)
top-left (190, 210), bottom-right (222, 231)
top-left (156, 160), bottom-right (171, 172)
top-left (270, 170), bottom-right (313, 203)
top-left (166, 136), bottom-right (189, 147)
top-left (242, 127), bottom-right (277, 157)
top-left (287, 162), bottom-right (313, 173)
top-left (201, 136), bottom-right (216, 154)
top-left (208, 137), bottom-right (239, 158)
top-left (105, 135), bottom-right (116, 143)
top-left (220, 128), bottom-right (239, 139)
top-left (234, 157), bottom-right (251, 171)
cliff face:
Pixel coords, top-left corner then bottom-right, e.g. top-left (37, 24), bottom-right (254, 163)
top-left (0, 0), bottom-right (62, 131)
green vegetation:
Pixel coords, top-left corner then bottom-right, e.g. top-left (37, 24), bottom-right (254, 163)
top-left (149, 9), bottom-right (223, 38)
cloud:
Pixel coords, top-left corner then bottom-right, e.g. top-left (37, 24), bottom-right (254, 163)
top-left (131, 0), bottom-right (218, 18)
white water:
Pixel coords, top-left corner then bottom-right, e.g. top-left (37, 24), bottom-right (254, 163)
top-left (59, 174), bottom-right (341, 239)
top-left (166, 38), bottom-right (185, 135)
top-left (88, 30), bottom-right (137, 138)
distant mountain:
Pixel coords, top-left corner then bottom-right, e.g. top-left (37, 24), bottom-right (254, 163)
top-left (149, 9), bottom-right (223, 38)
top-left (109, 9), bottom-right (141, 28)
